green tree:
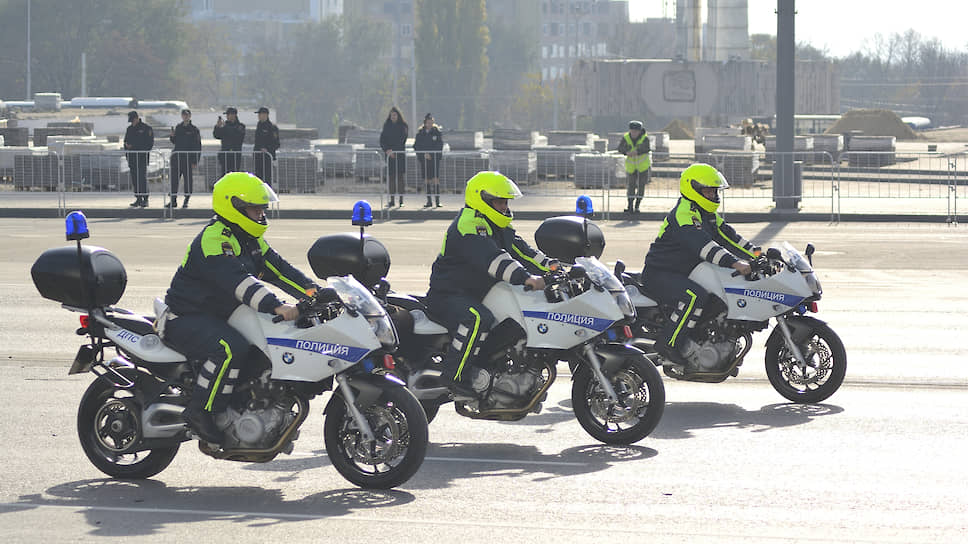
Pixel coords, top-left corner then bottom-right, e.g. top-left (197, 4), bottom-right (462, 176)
top-left (415, 0), bottom-right (489, 128)
top-left (482, 22), bottom-right (538, 127)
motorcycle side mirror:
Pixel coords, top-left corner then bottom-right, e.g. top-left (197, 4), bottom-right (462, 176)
top-left (568, 264), bottom-right (587, 279)
top-left (373, 278), bottom-right (390, 299)
top-left (766, 247), bottom-right (782, 260)
top-left (614, 260), bottom-right (626, 277)
top-left (804, 243), bottom-right (815, 266)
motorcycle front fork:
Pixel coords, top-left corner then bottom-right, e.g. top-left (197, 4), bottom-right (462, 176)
top-left (581, 345), bottom-right (619, 403)
top-left (335, 374), bottom-right (377, 442)
top-left (775, 317), bottom-right (809, 368)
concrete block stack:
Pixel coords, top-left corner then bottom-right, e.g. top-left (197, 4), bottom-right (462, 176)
top-left (492, 128), bottom-right (542, 150)
top-left (651, 132), bottom-right (671, 162)
top-left (315, 143), bottom-right (361, 178)
top-left (33, 93), bottom-right (62, 112)
top-left (811, 134), bottom-right (844, 164)
top-left (574, 152), bottom-right (625, 189)
top-left (444, 130), bottom-right (483, 150)
top-left (344, 128), bottom-right (382, 148)
top-left (47, 121), bottom-right (94, 135)
top-left (765, 136), bottom-right (815, 164)
top-left (713, 150), bottom-right (760, 188)
top-left (846, 135), bottom-right (896, 167)
top-left (699, 135), bottom-right (752, 165)
top-left (33, 125), bottom-right (90, 147)
top-left (694, 128), bottom-right (740, 155)
top-left (546, 131), bottom-right (596, 147)
top-left (0, 146), bottom-right (27, 181)
top-left (592, 138), bottom-right (608, 153)
top-left (534, 145), bottom-right (590, 179)
top-left (276, 153), bottom-right (319, 193)
top-left (440, 151), bottom-right (489, 192)
top-left (489, 150), bottom-right (536, 184)
top-left (0, 127), bottom-right (29, 146)
top-left (14, 151), bottom-right (59, 190)
top-left (353, 148), bottom-right (386, 182)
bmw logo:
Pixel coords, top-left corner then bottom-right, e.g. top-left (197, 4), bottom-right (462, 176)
top-left (282, 352), bottom-right (295, 364)
top-left (537, 323), bottom-right (549, 334)
top-left (737, 299), bottom-right (747, 308)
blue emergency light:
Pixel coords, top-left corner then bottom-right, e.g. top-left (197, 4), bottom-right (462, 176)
top-left (575, 195), bottom-right (594, 217)
top-left (65, 211), bottom-right (90, 241)
top-left (352, 200), bottom-right (373, 227)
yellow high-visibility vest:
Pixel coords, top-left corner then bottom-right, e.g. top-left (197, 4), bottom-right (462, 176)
top-left (624, 132), bottom-right (651, 173)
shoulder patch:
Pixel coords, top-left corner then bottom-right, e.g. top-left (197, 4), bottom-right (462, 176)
top-left (476, 225), bottom-right (488, 236)
top-left (222, 241), bottom-right (235, 256)
top-left (693, 217), bottom-right (702, 227)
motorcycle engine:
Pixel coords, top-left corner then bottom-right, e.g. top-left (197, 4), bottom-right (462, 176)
top-left (216, 399), bottom-right (295, 450)
top-left (684, 338), bottom-right (737, 371)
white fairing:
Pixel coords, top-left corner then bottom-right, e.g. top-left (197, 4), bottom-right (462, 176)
top-left (625, 284), bottom-right (658, 308)
top-left (105, 327), bottom-right (187, 363)
top-left (481, 281), bottom-right (624, 350)
top-left (411, 309), bottom-right (449, 335)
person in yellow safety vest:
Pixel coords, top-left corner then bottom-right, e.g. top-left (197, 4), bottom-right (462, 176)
top-left (617, 120), bottom-right (652, 215)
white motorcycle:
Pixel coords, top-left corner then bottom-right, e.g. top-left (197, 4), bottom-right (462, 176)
top-left (30, 213), bottom-right (428, 489)
top-left (309, 215), bottom-right (666, 446)
top-left (617, 243), bottom-right (846, 403)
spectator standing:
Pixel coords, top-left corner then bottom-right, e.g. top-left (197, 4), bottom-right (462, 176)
top-left (253, 106), bottom-right (280, 187)
top-left (414, 113), bottom-right (444, 208)
top-left (124, 110), bottom-right (154, 208)
top-left (214, 107), bottom-right (245, 176)
top-left (168, 108), bottom-right (201, 208)
top-left (380, 106), bottom-right (408, 208)
top-left (617, 119), bottom-right (651, 215)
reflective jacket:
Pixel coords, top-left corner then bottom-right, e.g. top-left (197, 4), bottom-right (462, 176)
top-left (644, 198), bottom-right (756, 275)
top-left (165, 216), bottom-right (316, 319)
top-left (617, 131), bottom-right (651, 173)
top-left (427, 207), bottom-right (550, 300)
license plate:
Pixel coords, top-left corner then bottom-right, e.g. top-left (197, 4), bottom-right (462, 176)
top-left (68, 345), bottom-right (97, 375)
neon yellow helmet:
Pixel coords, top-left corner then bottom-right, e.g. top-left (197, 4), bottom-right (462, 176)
top-left (464, 171), bottom-right (522, 228)
top-left (211, 172), bottom-right (278, 237)
top-left (679, 163), bottom-right (729, 213)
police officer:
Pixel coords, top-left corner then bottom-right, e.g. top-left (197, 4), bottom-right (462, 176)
top-left (617, 120), bottom-right (651, 215)
top-left (414, 113), bottom-right (443, 208)
top-left (161, 172), bottom-right (320, 444)
top-left (214, 107), bottom-right (246, 176)
top-left (425, 171), bottom-right (549, 396)
top-left (168, 108), bottom-right (201, 208)
top-left (124, 110), bottom-right (154, 207)
top-left (253, 106), bottom-right (280, 187)
top-left (642, 163), bottom-right (758, 369)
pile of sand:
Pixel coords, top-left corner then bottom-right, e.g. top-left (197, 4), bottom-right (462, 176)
top-left (826, 109), bottom-right (920, 140)
top-left (663, 119), bottom-right (694, 139)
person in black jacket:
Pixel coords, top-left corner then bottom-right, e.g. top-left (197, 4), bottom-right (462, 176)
top-left (168, 108), bottom-right (201, 209)
top-left (253, 106), bottom-right (280, 187)
top-left (425, 171), bottom-right (549, 396)
top-left (380, 106), bottom-right (408, 208)
top-left (160, 172), bottom-right (321, 444)
top-left (124, 110), bottom-right (154, 208)
top-left (214, 107), bottom-right (245, 176)
top-left (414, 113), bottom-right (444, 208)
top-left (642, 163), bottom-right (757, 369)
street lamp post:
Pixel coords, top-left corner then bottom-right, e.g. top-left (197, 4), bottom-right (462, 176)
top-left (26, 0), bottom-right (31, 100)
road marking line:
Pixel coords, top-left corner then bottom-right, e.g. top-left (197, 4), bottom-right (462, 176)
top-left (286, 450), bottom-right (585, 467)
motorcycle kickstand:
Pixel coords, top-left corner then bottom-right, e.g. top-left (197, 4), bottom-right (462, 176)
top-left (582, 345), bottom-right (620, 403)
top-left (775, 318), bottom-right (810, 371)
top-left (335, 374), bottom-right (377, 443)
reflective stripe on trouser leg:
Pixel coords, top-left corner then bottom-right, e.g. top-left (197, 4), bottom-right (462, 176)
top-left (453, 307), bottom-right (482, 381)
top-left (668, 289), bottom-right (697, 347)
top-left (204, 339), bottom-right (234, 411)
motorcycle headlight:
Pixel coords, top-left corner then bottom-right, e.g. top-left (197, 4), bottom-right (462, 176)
top-left (615, 290), bottom-right (636, 318)
top-left (368, 315), bottom-right (398, 350)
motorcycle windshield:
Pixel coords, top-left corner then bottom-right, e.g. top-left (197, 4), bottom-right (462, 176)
top-left (575, 256), bottom-right (625, 292)
top-left (781, 242), bottom-right (813, 273)
top-left (328, 275), bottom-right (386, 318)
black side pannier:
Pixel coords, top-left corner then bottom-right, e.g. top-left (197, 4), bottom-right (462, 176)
top-left (534, 215), bottom-right (605, 264)
top-left (307, 233), bottom-right (391, 288)
top-left (31, 245), bottom-right (127, 307)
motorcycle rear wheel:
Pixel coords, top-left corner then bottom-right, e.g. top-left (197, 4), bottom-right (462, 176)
top-left (77, 377), bottom-right (180, 479)
top-left (765, 320), bottom-right (846, 403)
top-left (324, 386), bottom-right (428, 489)
top-left (572, 353), bottom-right (665, 445)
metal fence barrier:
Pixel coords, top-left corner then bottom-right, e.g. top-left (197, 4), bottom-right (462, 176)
top-left (0, 145), bottom-right (964, 224)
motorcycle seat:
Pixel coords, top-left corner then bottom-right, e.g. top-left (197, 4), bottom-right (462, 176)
top-left (106, 313), bottom-right (156, 336)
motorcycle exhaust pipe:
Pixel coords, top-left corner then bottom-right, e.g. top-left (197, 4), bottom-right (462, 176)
top-left (142, 403), bottom-right (188, 438)
top-left (407, 369), bottom-right (451, 400)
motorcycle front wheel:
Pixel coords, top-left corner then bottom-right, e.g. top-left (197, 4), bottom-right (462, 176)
top-left (765, 319), bottom-right (847, 403)
top-left (324, 385), bottom-right (428, 489)
top-left (571, 353), bottom-right (665, 445)
top-left (77, 377), bottom-right (180, 479)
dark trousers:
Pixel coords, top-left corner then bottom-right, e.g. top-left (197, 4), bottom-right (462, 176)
top-left (170, 155), bottom-right (194, 196)
top-left (218, 151), bottom-right (242, 177)
top-left (425, 294), bottom-right (495, 381)
top-left (127, 155), bottom-right (148, 198)
top-left (253, 152), bottom-right (273, 186)
top-left (163, 314), bottom-right (250, 413)
top-left (419, 153), bottom-right (441, 197)
top-left (626, 169), bottom-right (651, 210)
top-left (641, 266), bottom-right (708, 349)
top-left (387, 152), bottom-right (406, 195)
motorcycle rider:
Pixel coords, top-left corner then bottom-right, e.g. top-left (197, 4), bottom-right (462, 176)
top-left (425, 171), bottom-right (550, 396)
top-left (161, 172), bottom-right (320, 444)
top-left (642, 163), bottom-right (758, 368)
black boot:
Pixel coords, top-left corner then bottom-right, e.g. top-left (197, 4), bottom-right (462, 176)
top-left (624, 199), bottom-right (634, 213)
top-left (634, 198), bottom-right (642, 214)
top-left (129, 197), bottom-right (142, 208)
top-left (165, 197), bottom-right (178, 209)
top-left (182, 401), bottom-right (224, 444)
top-left (387, 197), bottom-right (395, 208)
top-left (424, 196), bottom-right (433, 208)
top-left (398, 196), bottom-right (404, 208)
top-left (140, 197), bottom-right (149, 208)
top-left (435, 195), bottom-right (442, 208)
top-left (181, 195), bottom-right (190, 208)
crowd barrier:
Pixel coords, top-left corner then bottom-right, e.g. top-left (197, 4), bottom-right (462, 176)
top-left (0, 146), bottom-right (963, 223)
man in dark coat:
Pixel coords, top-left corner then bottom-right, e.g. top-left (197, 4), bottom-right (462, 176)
top-left (124, 110), bottom-right (154, 208)
top-left (253, 107), bottom-right (280, 187)
top-left (214, 107), bottom-right (245, 176)
top-left (169, 108), bottom-right (202, 208)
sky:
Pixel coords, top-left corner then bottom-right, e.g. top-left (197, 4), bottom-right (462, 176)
top-left (629, 0), bottom-right (968, 58)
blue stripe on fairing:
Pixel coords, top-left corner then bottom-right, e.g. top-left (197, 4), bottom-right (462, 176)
top-left (522, 310), bottom-right (613, 332)
top-left (724, 287), bottom-right (803, 307)
top-left (266, 337), bottom-right (369, 362)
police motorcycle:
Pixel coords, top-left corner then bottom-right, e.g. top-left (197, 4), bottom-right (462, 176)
top-left (308, 200), bottom-right (665, 445)
top-left (30, 211), bottom-right (428, 489)
top-left (616, 242), bottom-right (846, 403)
